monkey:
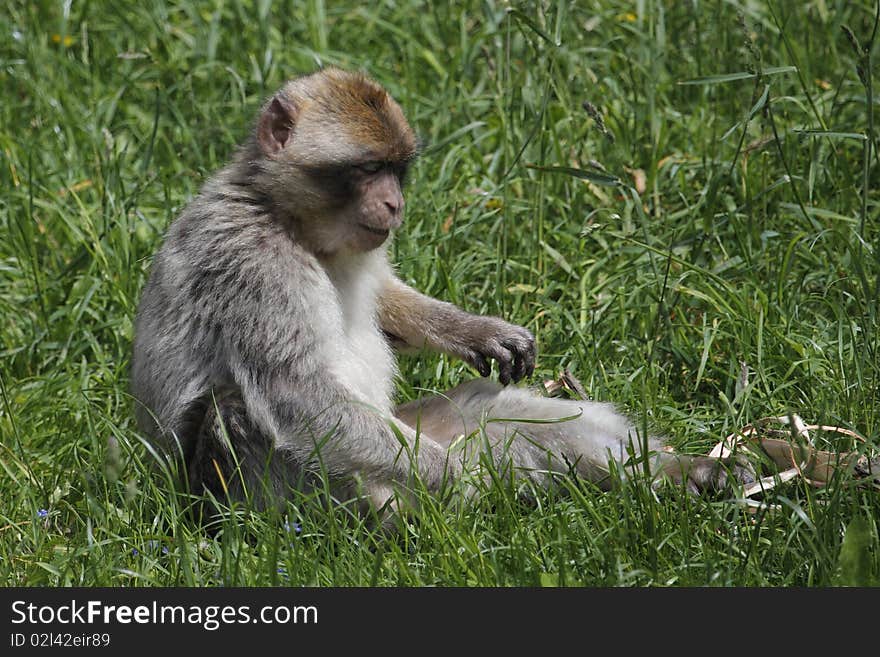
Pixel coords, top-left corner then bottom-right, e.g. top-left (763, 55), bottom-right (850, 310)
top-left (131, 67), bottom-right (752, 516)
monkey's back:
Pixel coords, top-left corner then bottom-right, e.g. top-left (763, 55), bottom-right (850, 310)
top-left (131, 167), bottom-right (269, 453)
top-left (132, 210), bottom-right (222, 453)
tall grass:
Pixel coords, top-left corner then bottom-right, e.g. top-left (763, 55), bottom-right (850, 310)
top-left (1, 0), bottom-right (877, 586)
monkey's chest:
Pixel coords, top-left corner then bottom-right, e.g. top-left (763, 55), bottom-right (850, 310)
top-left (315, 270), bottom-right (395, 416)
top-left (321, 254), bottom-right (396, 414)
top-left (327, 318), bottom-right (396, 413)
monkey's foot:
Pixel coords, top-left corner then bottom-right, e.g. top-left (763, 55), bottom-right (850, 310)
top-left (659, 455), bottom-right (757, 495)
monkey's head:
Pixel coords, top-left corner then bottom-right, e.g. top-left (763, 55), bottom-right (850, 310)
top-left (253, 68), bottom-right (418, 256)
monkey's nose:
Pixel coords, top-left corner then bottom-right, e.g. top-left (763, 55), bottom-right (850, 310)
top-left (384, 199), bottom-right (402, 217)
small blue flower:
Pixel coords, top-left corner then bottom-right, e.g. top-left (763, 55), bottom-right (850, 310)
top-left (283, 520), bottom-right (302, 534)
top-left (131, 548), bottom-right (138, 556)
top-left (162, 546), bottom-right (169, 555)
top-left (37, 509), bottom-right (48, 518)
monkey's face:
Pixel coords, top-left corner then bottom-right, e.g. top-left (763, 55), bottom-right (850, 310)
top-left (335, 161), bottom-right (408, 253)
top-left (254, 68), bottom-right (418, 257)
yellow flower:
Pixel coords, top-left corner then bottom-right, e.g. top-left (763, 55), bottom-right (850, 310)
top-left (51, 34), bottom-right (74, 47)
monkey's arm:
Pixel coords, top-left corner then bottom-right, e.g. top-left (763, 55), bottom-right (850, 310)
top-left (216, 252), bottom-right (456, 492)
top-left (378, 277), bottom-right (536, 384)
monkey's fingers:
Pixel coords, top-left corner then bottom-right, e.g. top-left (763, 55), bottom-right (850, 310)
top-left (521, 338), bottom-right (536, 378)
top-left (472, 339), bottom-right (515, 384)
top-left (497, 351), bottom-right (514, 386)
top-left (507, 344), bottom-right (527, 383)
top-left (502, 332), bottom-right (536, 383)
top-left (490, 341), bottom-right (519, 385)
top-left (465, 351), bottom-right (492, 378)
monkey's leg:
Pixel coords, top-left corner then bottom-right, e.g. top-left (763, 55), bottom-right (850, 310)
top-left (187, 393), bottom-right (430, 517)
top-left (395, 379), bottom-right (752, 493)
top-left (650, 452), bottom-right (755, 493)
top-left (187, 392), bottom-right (303, 509)
top-left (396, 379), bottom-right (632, 489)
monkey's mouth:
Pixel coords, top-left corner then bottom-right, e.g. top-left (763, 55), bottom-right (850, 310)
top-left (358, 223), bottom-right (390, 239)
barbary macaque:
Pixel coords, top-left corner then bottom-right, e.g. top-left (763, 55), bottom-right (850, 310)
top-left (131, 68), bottom-right (750, 514)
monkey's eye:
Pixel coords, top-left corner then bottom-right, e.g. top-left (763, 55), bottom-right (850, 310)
top-left (356, 161), bottom-right (384, 174)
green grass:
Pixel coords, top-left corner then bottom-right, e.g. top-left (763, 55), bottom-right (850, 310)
top-left (1, 0), bottom-right (879, 587)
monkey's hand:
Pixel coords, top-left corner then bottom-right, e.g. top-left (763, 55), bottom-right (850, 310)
top-left (377, 278), bottom-right (536, 384)
top-left (458, 317), bottom-right (536, 385)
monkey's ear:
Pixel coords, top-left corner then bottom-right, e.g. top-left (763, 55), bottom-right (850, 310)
top-left (257, 95), bottom-right (298, 156)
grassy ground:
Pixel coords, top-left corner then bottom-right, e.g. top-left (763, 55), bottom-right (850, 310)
top-left (1, 0), bottom-right (878, 586)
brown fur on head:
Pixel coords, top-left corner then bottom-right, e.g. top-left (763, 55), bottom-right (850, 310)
top-left (250, 68), bottom-right (419, 256)
top-left (305, 68), bottom-right (417, 162)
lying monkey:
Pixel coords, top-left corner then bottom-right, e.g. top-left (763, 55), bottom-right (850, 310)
top-left (131, 68), bottom-right (750, 511)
